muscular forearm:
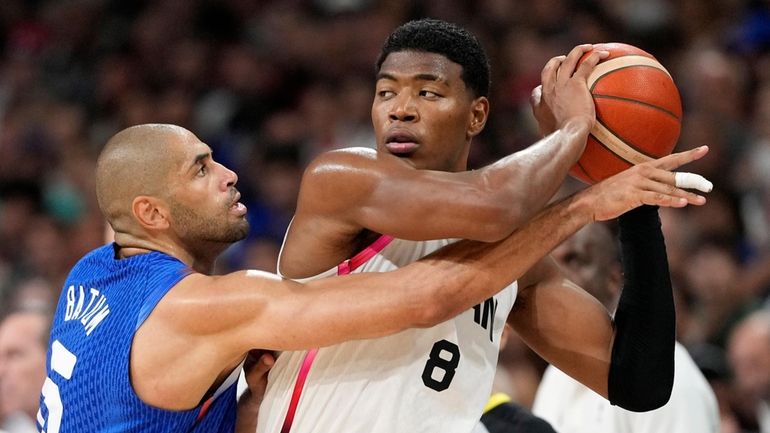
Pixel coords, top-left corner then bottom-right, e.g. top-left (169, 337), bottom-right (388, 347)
top-left (608, 205), bottom-right (675, 411)
top-left (269, 191), bottom-right (597, 351)
top-left (476, 118), bottom-right (590, 233)
top-left (418, 189), bottom-right (596, 324)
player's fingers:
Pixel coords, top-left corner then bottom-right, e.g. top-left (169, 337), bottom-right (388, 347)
top-left (640, 175), bottom-right (707, 206)
top-left (639, 165), bottom-right (710, 201)
top-left (674, 172), bottom-right (712, 192)
top-left (650, 145), bottom-right (709, 171)
top-left (557, 44), bottom-right (593, 83)
top-left (541, 55), bottom-right (566, 92)
top-left (640, 190), bottom-right (689, 208)
top-left (243, 350), bottom-right (275, 391)
top-left (571, 49), bottom-right (610, 80)
top-left (530, 85), bottom-right (542, 108)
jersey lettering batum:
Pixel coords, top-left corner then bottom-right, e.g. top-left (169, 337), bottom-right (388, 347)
top-left (257, 236), bottom-right (518, 433)
top-left (39, 244), bottom-right (239, 433)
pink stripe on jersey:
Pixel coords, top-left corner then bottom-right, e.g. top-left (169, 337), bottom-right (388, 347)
top-left (279, 234), bottom-right (395, 433)
top-left (337, 235), bottom-right (394, 275)
top-left (280, 349), bottom-right (318, 433)
top-left (195, 398), bottom-right (213, 423)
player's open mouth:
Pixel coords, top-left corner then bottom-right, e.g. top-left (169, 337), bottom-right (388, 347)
top-left (230, 192), bottom-right (247, 216)
top-left (231, 202), bottom-right (247, 215)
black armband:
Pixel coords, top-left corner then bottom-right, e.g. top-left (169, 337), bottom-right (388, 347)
top-left (607, 205), bottom-right (675, 412)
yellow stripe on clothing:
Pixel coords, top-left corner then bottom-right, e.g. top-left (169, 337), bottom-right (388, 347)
top-left (483, 393), bottom-right (512, 414)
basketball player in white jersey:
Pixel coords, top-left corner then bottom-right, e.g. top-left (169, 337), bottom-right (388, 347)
top-left (258, 19), bottom-right (712, 433)
top-left (533, 223), bottom-right (719, 433)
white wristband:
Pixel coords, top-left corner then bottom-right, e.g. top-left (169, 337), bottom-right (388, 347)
top-left (674, 172), bottom-right (713, 193)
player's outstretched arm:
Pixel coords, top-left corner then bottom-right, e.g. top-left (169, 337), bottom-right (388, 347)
top-left (224, 147), bottom-right (708, 352)
top-left (288, 45), bottom-right (607, 246)
top-left (131, 146), bottom-right (709, 410)
top-left (508, 146), bottom-right (712, 412)
top-left (196, 147), bottom-right (710, 348)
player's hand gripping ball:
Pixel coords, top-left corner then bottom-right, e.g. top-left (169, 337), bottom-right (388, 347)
top-left (571, 43), bottom-right (682, 184)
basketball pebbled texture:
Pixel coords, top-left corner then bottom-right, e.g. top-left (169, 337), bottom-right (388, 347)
top-left (571, 43), bottom-right (682, 184)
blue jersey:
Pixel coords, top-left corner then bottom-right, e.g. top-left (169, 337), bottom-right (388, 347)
top-left (38, 244), bottom-right (238, 433)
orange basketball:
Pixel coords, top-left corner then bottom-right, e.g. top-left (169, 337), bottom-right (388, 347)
top-left (570, 43), bottom-right (682, 184)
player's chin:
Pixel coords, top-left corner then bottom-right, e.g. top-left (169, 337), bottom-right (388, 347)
top-left (227, 220), bottom-right (250, 242)
top-left (394, 152), bottom-right (427, 169)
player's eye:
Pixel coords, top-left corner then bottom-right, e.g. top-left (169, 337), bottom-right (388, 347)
top-left (197, 164), bottom-right (207, 177)
top-left (419, 90), bottom-right (440, 99)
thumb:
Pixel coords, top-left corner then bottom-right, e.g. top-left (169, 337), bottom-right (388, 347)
top-left (244, 350), bottom-right (276, 390)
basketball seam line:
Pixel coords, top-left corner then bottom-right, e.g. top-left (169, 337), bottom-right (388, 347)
top-left (594, 119), bottom-right (659, 161)
top-left (592, 94), bottom-right (681, 120)
top-left (575, 159), bottom-right (599, 183)
top-left (589, 132), bottom-right (638, 166)
top-left (589, 64), bottom-right (673, 93)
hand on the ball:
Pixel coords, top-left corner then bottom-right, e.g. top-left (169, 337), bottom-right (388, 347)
top-left (581, 145), bottom-right (711, 222)
top-left (531, 44), bottom-right (609, 137)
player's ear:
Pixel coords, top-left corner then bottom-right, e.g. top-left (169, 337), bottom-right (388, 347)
top-left (467, 96), bottom-right (489, 138)
top-left (132, 196), bottom-right (170, 230)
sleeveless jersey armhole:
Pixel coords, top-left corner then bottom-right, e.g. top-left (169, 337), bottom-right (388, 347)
top-left (135, 262), bottom-right (194, 331)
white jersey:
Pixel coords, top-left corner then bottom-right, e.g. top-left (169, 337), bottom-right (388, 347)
top-left (532, 342), bottom-right (719, 433)
top-left (257, 236), bottom-right (518, 433)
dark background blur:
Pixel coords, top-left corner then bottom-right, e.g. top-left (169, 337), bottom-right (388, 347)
top-left (0, 0), bottom-right (769, 431)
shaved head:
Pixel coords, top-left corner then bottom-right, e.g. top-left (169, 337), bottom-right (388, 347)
top-left (95, 124), bottom-right (248, 266)
top-left (96, 124), bottom-right (189, 229)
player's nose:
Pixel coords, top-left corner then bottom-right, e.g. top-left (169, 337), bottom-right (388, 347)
top-left (389, 94), bottom-right (418, 122)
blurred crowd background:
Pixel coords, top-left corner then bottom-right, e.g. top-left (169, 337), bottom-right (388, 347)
top-left (0, 0), bottom-right (769, 432)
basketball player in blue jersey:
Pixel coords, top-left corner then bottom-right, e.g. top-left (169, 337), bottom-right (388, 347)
top-left (264, 18), bottom-right (713, 433)
top-left (39, 121), bottom-right (705, 433)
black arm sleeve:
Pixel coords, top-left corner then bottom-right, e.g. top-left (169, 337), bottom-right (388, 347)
top-left (607, 205), bottom-right (675, 412)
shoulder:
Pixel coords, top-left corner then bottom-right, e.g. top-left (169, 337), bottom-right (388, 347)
top-left (150, 270), bottom-right (284, 338)
top-left (296, 147), bottom-right (407, 215)
top-left (70, 243), bottom-right (114, 270)
top-left (302, 147), bottom-right (414, 186)
top-left (298, 148), bottom-right (378, 203)
top-left (304, 147), bottom-right (377, 176)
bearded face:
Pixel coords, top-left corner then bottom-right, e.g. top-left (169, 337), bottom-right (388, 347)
top-left (168, 195), bottom-right (249, 245)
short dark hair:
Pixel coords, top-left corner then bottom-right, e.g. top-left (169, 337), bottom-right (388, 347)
top-left (375, 18), bottom-right (491, 98)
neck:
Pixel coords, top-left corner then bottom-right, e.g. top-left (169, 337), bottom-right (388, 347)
top-left (113, 232), bottom-right (222, 274)
top-left (182, 240), bottom-right (228, 274)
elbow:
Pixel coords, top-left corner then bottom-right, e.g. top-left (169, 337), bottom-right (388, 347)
top-left (614, 381), bottom-right (673, 412)
top-left (473, 205), bottom-right (526, 242)
top-left (413, 299), bottom-right (455, 328)
top-left (411, 278), bottom-right (472, 327)
top-left (413, 269), bottom-right (495, 327)
top-left (646, 384), bottom-right (674, 412)
top-left (608, 358), bottom-right (675, 412)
